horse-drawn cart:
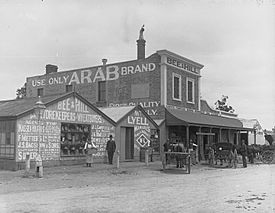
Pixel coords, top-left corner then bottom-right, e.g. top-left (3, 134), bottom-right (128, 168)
top-left (162, 151), bottom-right (191, 174)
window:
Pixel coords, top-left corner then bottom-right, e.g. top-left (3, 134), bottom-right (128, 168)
top-left (186, 78), bottom-right (195, 103)
top-left (172, 73), bottom-right (181, 101)
top-left (66, 85), bottom-right (73, 93)
top-left (0, 132), bottom-right (15, 158)
top-left (60, 123), bottom-right (90, 156)
top-left (98, 81), bottom-right (106, 102)
top-left (37, 88), bottom-right (44, 97)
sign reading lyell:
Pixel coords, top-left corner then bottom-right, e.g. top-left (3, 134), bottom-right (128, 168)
top-left (30, 62), bottom-right (156, 87)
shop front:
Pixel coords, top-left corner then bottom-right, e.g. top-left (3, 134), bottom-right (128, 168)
top-left (99, 105), bottom-right (159, 162)
top-left (164, 106), bottom-right (251, 163)
top-left (0, 92), bottom-right (115, 170)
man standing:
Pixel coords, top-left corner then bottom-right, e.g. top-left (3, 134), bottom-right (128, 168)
top-left (106, 135), bottom-right (116, 164)
top-left (240, 139), bottom-right (248, 168)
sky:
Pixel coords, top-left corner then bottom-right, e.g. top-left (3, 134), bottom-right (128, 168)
top-left (0, 0), bottom-right (274, 130)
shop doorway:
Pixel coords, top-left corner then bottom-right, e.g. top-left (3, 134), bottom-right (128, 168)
top-left (196, 133), bottom-right (215, 162)
top-left (125, 127), bottom-right (134, 160)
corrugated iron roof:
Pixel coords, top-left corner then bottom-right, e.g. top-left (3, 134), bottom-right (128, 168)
top-left (0, 94), bottom-right (64, 117)
top-left (153, 119), bottom-right (165, 126)
top-left (166, 107), bottom-right (245, 128)
top-left (99, 106), bottom-right (135, 122)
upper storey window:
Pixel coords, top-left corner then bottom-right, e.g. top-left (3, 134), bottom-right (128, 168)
top-left (98, 81), bottom-right (106, 102)
top-left (66, 85), bottom-right (73, 93)
top-left (186, 77), bottom-right (195, 104)
top-left (37, 88), bottom-right (44, 97)
top-left (172, 73), bottom-right (181, 101)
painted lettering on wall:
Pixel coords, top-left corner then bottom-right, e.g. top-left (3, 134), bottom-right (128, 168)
top-left (127, 110), bottom-right (151, 148)
top-left (17, 119), bottom-right (60, 161)
top-left (167, 57), bottom-right (199, 74)
top-left (109, 101), bottom-right (160, 116)
top-left (90, 125), bottom-right (115, 157)
top-left (41, 97), bottom-right (103, 123)
top-left (30, 63), bottom-right (156, 87)
top-left (16, 97), bottom-right (111, 162)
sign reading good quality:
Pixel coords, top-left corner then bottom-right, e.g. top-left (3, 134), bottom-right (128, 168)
top-left (109, 100), bottom-right (161, 116)
top-left (30, 62), bottom-right (156, 87)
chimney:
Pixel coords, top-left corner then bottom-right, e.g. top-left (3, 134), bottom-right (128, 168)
top-left (137, 25), bottom-right (146, 60)
top-left (102, 58), bottom-right (107, 66)
top-left (46, 64), bottom-right (58, 74)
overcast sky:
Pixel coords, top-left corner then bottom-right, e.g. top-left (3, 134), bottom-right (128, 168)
top-left (0, 0), bottom-right (274, 130)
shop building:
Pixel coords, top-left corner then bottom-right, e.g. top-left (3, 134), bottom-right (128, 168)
top-left (239, 119), bottom-right (266, 145)
top-left (0, 92), bottom-right (158, 170)
top-left (19, 27), bottom-right (250, 164)
top-left (99, 105), bottom-right (159, 162)
top-left (0, 92), bottom-right (115, 170)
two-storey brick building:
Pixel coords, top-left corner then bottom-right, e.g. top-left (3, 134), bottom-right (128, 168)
top-left (23, 28), bottom-right (249, 163)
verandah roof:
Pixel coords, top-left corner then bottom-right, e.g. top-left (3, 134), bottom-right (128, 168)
top-left (166, 107), bottom-right (249, 129)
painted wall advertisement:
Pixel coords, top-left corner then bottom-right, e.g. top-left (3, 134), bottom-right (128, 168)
top-left (29, 62), bottom-right (156, 87)
top-left (109, 100), bottom-right (161, 117)
top-left (127, 110), bottom-right (151, 149)
top-left (16, 96), bottom-right (114, 161)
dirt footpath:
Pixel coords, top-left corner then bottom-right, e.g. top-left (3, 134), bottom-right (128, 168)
top-left (0, 162), bottom-right (274, 213)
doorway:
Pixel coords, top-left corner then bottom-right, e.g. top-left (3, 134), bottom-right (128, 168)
top-left (125, 127), bottom-right (134, 160)
top-left (196, 133), bottom-right (215, 162)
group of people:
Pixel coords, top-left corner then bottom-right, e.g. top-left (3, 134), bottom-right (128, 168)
top-left (208, 139), bottom-right (249, 168)
top-left (84, 135), bottom-right (116, 167)
top-left (229, 139), bottom-right (249, 168)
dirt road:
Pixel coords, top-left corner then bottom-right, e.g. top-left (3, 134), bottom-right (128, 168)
top-left (0, 162), bottom-right (274, 213)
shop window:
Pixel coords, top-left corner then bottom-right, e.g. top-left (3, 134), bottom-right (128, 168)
top-left (0, 133), bottom-right (4, 145)
top-left (60, 123), bottom-right (90, 156)
top-left (66, 85), bottom-right (73, 93)
top-left (5, 132), bottom-right (11, 145)
top-left (0, 132), bottom-right (15, 158)
top-left (172, 73), bottom-right (181, 101)
top-left (186, 77), bottom-right (194, 103)
top-left (131, 83), bottom-right (149, 98)
top-left (37, 88), bottom-right (44, 97)
top-left (98, 81), bottom-right (106, 102)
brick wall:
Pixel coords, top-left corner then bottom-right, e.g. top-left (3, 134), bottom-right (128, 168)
top-left (166, 65), bottom-right (199, 110)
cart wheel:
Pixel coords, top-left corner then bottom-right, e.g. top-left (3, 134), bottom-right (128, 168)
top-left (262, 150), bottom-right (274, 164)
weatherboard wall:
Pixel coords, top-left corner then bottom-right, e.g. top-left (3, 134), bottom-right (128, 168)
top-left (114, 108), bottom-right (157, 161)
top-left (15, 96), bottom-right (115, 169)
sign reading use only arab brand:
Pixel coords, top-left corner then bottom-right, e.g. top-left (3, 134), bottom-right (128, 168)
top-left (29, 62), bottom-right (156, 87)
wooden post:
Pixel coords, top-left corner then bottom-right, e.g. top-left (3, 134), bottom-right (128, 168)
top-left (24, 154), bottom-right (30, 177)
top-left (145, 149), bottom-right (149, 166)
top-left (254, 129), bottom-right (257, 145)
top-left (186, 125), bottom-right (189, 149)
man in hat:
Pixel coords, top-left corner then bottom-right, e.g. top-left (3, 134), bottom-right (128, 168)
top-left (240, 139), bottom-right (248, 168)
top-left (106, 135), bottom-right (116, 164)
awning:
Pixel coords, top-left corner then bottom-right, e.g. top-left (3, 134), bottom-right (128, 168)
top-left (166, 107), bottom-right (248, 129)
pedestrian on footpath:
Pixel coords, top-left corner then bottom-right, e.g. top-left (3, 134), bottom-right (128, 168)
top-left (228, 149), bottom-right (234, 168)
top-left (84, 139), bottom-right (97, 167)
top-left (106, 135), bottom-right (116, 164)
top-left (208, 146), bottom-right (215, 167)
top-left (240, 139), bottom-right (248, 168)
